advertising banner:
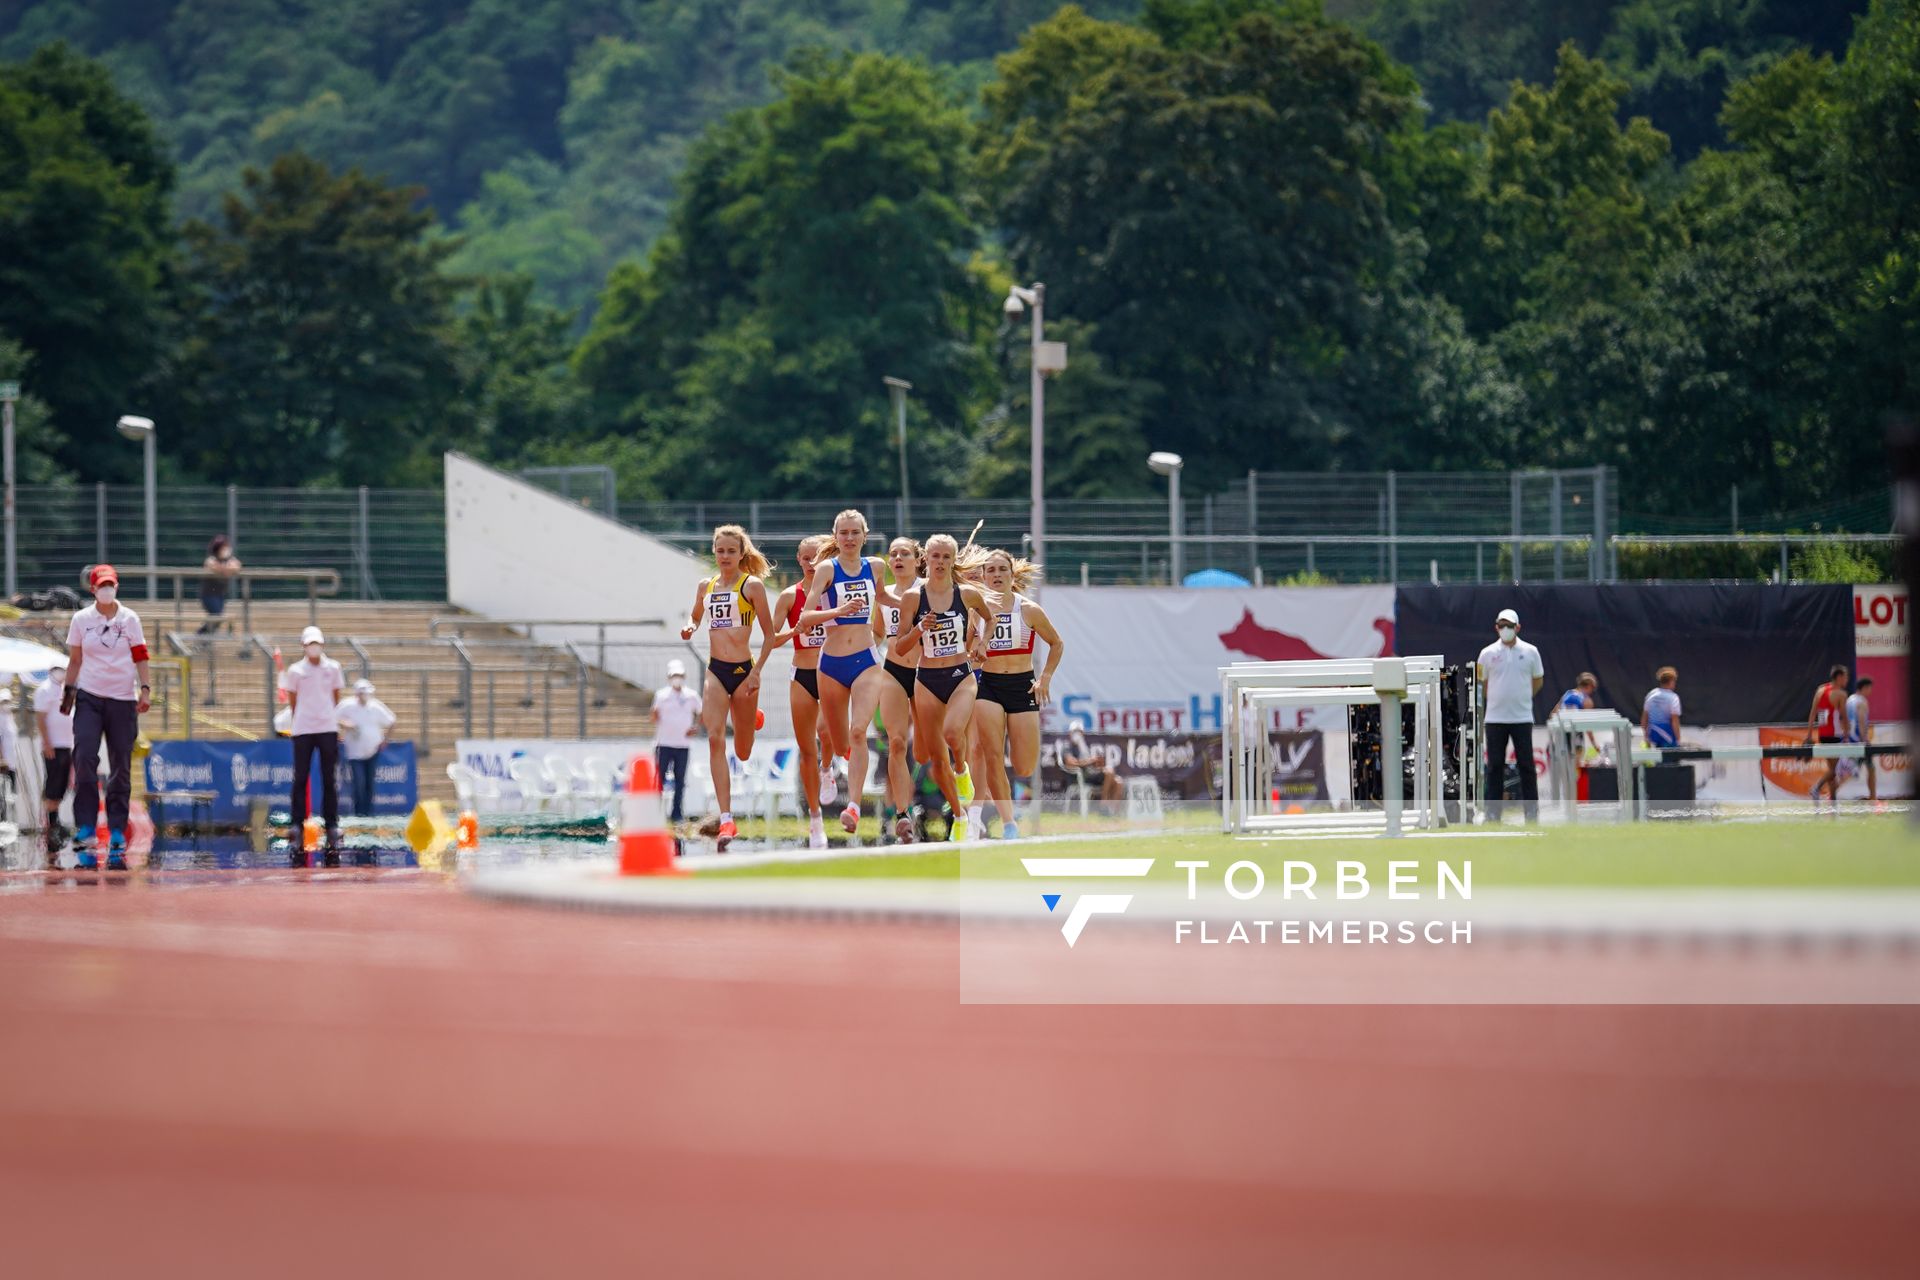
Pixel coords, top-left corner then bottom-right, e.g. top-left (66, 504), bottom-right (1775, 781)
top-left (1038, 586), bottom-right (1395, 736)
top-left (144, 740), bottom-right (418, 825)
top-left (1853, 584), bottom-right (1907, 721)
top-left (1038, 731), bottom-right (1220, 800)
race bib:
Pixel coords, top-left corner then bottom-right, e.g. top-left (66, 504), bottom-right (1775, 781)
top-left (922, 615), bottom-right (963, 660)
top-left (707, 590), bottom-right (739, 630)
top-left (799, 620), bottom-right (827, 649)
top-left (988, 611), bottom-right (1019, 652)
top-left (882, 605), bottom-right (902, 638)
top-left (835, 577), bottom-right (873, 623)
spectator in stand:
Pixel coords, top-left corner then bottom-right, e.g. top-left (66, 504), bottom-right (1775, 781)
top-left (197, 535), bottom-right (242, 635)
top-left (651, 659), bottom-right (702, 824)
top-left (280, 625), bottom-right (345, 863)
top-left (1476, 608), bottom-right (1544, 823)
top-left (33, 657), bottom-right (73, 855)
top-left (62, 564), bottom-right (151, 870)
top-left (338, 678), bottom-right (396, 817)
top-left (1642, 667), bottom-right (1682, 749)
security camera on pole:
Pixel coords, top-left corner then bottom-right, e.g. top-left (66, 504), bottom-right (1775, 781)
top-left (1002, 283), bottom-right (1067, 593)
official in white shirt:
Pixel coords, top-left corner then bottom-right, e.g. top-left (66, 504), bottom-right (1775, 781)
top-left (61, 564), bottom-right (150, 867)
top-left (651, 659), bottom-right (702, 823)
top-left (1475, 607), bottom-right (1545, 823)
top-left (33, 656), bottom-right (75, 854)
top-left (279, 624), bottom-right (346, 861)
top-left (338, 678), bottom-right (397, 816)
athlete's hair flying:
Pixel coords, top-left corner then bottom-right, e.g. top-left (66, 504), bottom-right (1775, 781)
top-left (712, 524), bottom-right (772, 578)
top-left (957, 544), bottom-right (1041, 592)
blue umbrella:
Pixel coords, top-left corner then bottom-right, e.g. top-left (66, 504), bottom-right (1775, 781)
top-left (1182, 568), bottom-right (1252, 589)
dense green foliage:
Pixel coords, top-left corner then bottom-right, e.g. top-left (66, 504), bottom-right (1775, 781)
top-left (0, 0), bottom-right (1905, 521)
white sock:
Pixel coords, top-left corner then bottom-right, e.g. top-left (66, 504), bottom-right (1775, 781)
top-left (719, 811), bottom-right (732, 824)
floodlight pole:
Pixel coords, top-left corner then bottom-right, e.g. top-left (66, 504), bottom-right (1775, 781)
top-left (1, 381), bottom-right (16, 599)
top-left (885, 377), bottom-right (913, 537)
top-left (1028, 284), bottom-right (1046, 590)
top-left (142, 430), bottom-right (157, 601)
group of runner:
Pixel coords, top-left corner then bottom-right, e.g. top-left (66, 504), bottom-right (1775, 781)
top-left (678, 510), bottom-right (1064, 850)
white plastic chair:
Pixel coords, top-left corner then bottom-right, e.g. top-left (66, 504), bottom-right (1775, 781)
top-left (544, 754), bottom-right (591, 816)
top-left (446, 761), bottom-right (503, 813)
top-left (508, 757), bottom-right (560, 813)
top-left (580, 755), bottom-right (617, 816)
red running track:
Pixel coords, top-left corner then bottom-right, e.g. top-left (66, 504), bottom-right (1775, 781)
top-left (0, 869), bottom-right (1916, 1277)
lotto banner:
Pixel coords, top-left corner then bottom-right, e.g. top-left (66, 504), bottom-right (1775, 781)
top-left (1038, 586), bottom-right (1395, 735)
top-left (1853, 584), bottom-right (1907, 722)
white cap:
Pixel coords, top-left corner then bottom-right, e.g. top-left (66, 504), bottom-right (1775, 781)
top-left (666, 659), bottom-right (687, 677)
top-left (1496, 609), bottom-right (1520, 626)
top-left (354, 678), bottom-right (374, 694)
top-left (301, 625), bottom-right (325, 646)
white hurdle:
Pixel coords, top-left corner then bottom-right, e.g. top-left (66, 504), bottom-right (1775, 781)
top-left (1221, 656), bottom-right (1450, 838)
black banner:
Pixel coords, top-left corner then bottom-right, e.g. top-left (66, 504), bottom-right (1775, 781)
top-left (1040, 732), bottom-right (1218, 799)
top-left (1394, 584), bottom-right (1854, 725)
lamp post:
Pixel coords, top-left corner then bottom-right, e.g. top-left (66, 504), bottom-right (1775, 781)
top-left (1003, 283), bottom-right (1066, 592)
top-left (116, 415), bottom-right (156, 599)
top-left (1, 378), bottom-right (18, 598)
top-left (884, 376), bottom-right (913, 536)
top-left (1149, 451), bottom-right (1184, 585)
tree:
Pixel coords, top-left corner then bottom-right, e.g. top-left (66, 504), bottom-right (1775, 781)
top-left (0, 42), bottom-right (178, 478)
top-left (982, 7), bottom-right (1418, 485)
top-left (574, 50), bottom-right (991, 500)
top-left (176, 151), bottom-right (463, 486)
top-left (451, 273), bottom-right (584, 464)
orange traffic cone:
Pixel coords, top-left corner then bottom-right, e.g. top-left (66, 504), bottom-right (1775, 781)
top-left (456, 809), bottom-right (479, 851)
top-left (95, 802), bottom-right (108, 846)
top-left (619, 756), bottom-right (681, 876)
top-left (302, 817), bottom-right (323, 853)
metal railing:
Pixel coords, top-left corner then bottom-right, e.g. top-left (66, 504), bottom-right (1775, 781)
top-left (1039, 531), bottom-right (1900, 586)
top-left (84, 565), bottom-right (341, 631)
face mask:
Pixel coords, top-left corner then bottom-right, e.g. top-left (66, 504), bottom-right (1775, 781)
top-left (49, 670), bottom-right (64, 686)
top-left (94, 586), bottom-right (116, 605)
top-left (1498, 625), bottom-right (1516, 641)
top-left (669, 676), bottom-right (684, 690)
top-left (306, 644), bottom-right (322, 659)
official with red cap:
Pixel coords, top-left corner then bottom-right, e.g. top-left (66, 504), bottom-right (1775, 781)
top-left (60, 564), bottom-right (150, 869)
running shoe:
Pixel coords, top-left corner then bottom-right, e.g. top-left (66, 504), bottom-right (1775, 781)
top-left (956, 766), bottom-right (975, 806)
top-left (948, 810), bottom-right (967, 843)
top-left (716, 819), bottom-right (737, 852)
top-left (1000, 821), bottom-right (1020, 841)
top-left (893, 813), bottom-right (915, 843)
top-left (74, 850), bottom-right (98, 871)
top-left (840, 803), bottom-right (860, 835)
top-left (819, 765), bottom-right (836, 807)
top-left (808, 817), bottom-right (828, 850)
top-left (969, 809), bottom-right (988, 841)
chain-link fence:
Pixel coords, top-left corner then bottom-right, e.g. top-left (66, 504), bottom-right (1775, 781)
top-left (13, 469), bottom-right (1895, 597)
top-left (15, 485), bottom-right (445, 600)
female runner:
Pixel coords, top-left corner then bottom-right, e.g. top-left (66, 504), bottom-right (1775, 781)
top-left (755, 535), bottom-right (836, 850)
top-left (803, 509), bottom-right (894, 834)
top-left (890, 534), bottom-right (990, 840)
top-left (679, 524), bottom-right (775, 850)
top-left (875, 536), bottom-right (925, 842)
top-left (967, 547), bottom-right (1063, 840)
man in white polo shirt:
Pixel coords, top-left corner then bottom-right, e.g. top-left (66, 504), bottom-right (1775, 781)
top-left (651, 658), bottom-right (702, 824)
top-left (34, 656), bottom-right (75, 856)
top-left (1476, 607), bottom-right (1544, 823)
top-left (61, 564), bottom-right (150, 869)
top-left (280, 624), bottom-right (346, 864)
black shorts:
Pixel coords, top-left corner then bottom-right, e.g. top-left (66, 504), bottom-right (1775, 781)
top-left (709, 658), bottom-right (751, 696)
top-left (884, 659), bottom-right (916, 697)
top-left (1818, 733), bottom-right (1840, 745)
top-left (42, 747), bottom-right (72, 802)
top-left (917, 663), bottom-right (971, 705)
top-left (794, 666), bottom-right (819, 700)
top-left (979, 669), bottom-right (1038, 714)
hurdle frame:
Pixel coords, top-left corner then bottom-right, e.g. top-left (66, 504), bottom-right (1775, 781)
top-left (1221, 657), bottom-right (1450, 837)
